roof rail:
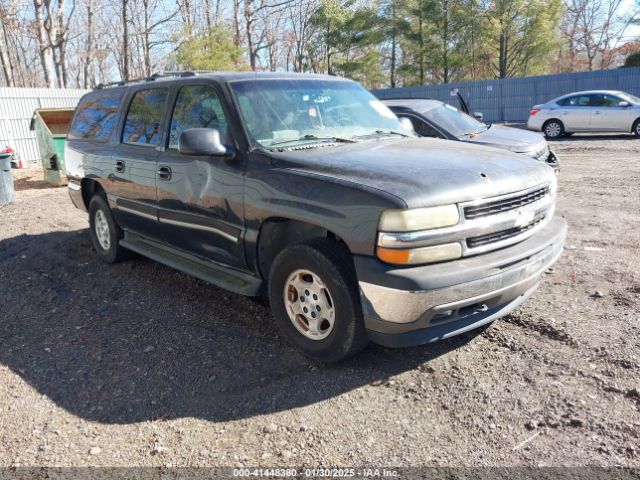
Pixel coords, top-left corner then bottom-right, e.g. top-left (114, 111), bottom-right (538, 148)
top-left (95, 71), bottom-right (199, 89)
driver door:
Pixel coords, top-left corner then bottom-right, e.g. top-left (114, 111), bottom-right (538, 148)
top-left (155, 83), bottom-right (247, 269)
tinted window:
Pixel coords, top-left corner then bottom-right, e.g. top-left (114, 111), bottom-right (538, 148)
top-left (122, 89), bottom-right (168, 146)
top-left (421, 104), bottom-right (487, 136)
top-left (402, 115), bottom-right (441, 138)
top-left (69, 90), bottom-right (123, 142)
top-left (590, 94), bottom-right (622, 107)
top-left (558, 95), bottom-right (591, 107)
top-left (168, 85), bottom-right (229, 149)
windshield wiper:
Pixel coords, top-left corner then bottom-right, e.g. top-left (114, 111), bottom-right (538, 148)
top-left (352, 130), bottom-right (410, 139)
top-left (269, 134), bottom-right (357, 147)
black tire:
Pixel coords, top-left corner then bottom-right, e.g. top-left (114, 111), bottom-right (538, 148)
top-left (268, 238), bottom-right (368, 363)
top-left (542, 119), bottom-right (564, 139)
top-left (633, 119), bottom-right (640, 138)
top-left (88, 194), bottom-right (130, 263)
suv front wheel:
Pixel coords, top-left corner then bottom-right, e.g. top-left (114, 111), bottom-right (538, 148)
top-left (88, 194), bottom-right (130, 263)
top-left (268, 238), bottom-right (368, 362)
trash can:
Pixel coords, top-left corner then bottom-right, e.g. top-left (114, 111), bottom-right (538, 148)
top-left (0, 152), bottom-right (15, 204)
top-left (30, 108), bottom-right (75, 187)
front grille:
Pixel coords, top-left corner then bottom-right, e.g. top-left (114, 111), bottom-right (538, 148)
top-left (464, 187), bottom-right (549, 219)
top-left (466, 215), bottom-right (545, 248)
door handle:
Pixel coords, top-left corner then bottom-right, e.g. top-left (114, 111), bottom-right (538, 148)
top-left (115, 160), bottom-right (125, 173)
top-left (158, 166), bottom-right (172, 180)
top-left (593, 111), bottom-right (601, 115)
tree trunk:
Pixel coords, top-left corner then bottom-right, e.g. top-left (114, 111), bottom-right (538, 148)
top-left (418, 14), bottom-right (424, 84)
top-left (122, 0), bottom-right (130, 81)
top-left (143, 0), bottom-right (151, 77)
top-left (33, 0), bottom-right (55, 87)
top-left (499, 30), bottom-right (507, 78)
top-left (389, 0), bottom-right (396, 88)
top-left (83, 0), bottom-right (94, 89)
top-left (0, 25), bottom-right (14, 87)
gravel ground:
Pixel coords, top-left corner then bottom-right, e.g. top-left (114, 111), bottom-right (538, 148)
top-left (0, 135), bottom-right (638, 469)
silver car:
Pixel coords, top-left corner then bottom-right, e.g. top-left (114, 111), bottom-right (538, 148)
top-left (384, 98), bottom-right (559, 172)
top-left (527, 90), bottom-right (640, 139)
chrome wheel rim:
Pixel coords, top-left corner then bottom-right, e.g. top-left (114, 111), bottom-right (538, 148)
top-left (283, 269), bottom-right (335, 341)
top-left (94, 209), bottom-right (111, 251)
top-left (636, 123), bottom-right (640, 135)
top-left (545, 122), bottom-right (561, 137)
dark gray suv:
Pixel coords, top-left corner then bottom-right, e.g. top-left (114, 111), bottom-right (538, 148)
top-left (66, 72), bottom-right (566, 362)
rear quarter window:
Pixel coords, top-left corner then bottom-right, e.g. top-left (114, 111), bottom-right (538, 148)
top-left (69, 90), bottom-right (123, 142)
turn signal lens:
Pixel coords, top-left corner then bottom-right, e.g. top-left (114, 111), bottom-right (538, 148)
top-left (377, 243), bottom-right (462, 265)
top-left (379, 205), bottom-right (459, 232)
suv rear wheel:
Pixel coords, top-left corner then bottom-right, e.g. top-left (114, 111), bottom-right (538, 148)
top-left (543, 119), bottom-right (564, 139)
top-left (268, 238), bottom-right (368, 362)
top-left (88, 195), bottom-right (130, 263)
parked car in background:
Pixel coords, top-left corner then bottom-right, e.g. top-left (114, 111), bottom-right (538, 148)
top-left (383, 99), bottom-right (560, 172)
top-left (66, 72), bottom-right (566, 362)
top-left (527, 90), bottom-right (640, 139)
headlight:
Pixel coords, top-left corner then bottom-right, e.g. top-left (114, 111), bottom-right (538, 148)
top-left (378, 204), bottom-right (459, 232)
top-left (377, 204), bottom-right (461, 265)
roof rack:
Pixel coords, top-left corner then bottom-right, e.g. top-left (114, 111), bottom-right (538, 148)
top-left (96, 71), bottom-right (199, 89)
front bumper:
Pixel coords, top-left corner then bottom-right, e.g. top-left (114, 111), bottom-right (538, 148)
top-left (68, 181), bottom-right (86, 212)
top-left (356, 216), bottom-right (567, 348)
top-left (526, 117), bottom-right (543, 131)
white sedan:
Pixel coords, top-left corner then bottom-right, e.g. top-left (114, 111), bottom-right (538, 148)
top-left (527, 90), bottom-right (640, 139)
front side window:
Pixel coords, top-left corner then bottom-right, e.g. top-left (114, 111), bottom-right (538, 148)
top-left (590, 94), bottom-right (622, 107)
top-left (230, 79), bottom-right (409, 148)
top-left (69, 90), bottom-right (123, 142)
top-left (168, 85), bottom-right (229, 150)
top-left (402, 115), bottom-right (441, 138)
top-left (122, 88), bottom-right (168, 146)
top-left (421, 104), bottom-right (487, 137)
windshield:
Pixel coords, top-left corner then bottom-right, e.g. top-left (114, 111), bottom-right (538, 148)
top-left (422, 103), bottom-right (487, 137)
top-left (230, 79), bottom-right (410, 148)
top-left (620, 92), bottom-right (640, 104)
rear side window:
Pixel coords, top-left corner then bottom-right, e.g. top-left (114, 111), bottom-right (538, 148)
top-left (558, 95), bottom-right (590, 107)
top-left (69, 90), bottom-right (123, 142)
top-left (122, 88), bottom-right (168, 147)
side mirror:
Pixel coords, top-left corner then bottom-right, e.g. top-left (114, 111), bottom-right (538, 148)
top-left (178, 128), bottom-right (232, 157)
top-left (398, 117), bottom-right (415, 133)
top-left (472, 111), bottom-right (484, 121)
top-left (618, 100), bottom-right (630, 107)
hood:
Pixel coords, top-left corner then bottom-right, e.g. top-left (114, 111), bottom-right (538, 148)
top-left (464, 124), bottom-right (546, 154)
top-left (268, 137), bottom-right (555, 209)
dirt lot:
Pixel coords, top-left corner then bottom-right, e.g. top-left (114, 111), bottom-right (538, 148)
top-left (0, 135), bottom-right (638, 469)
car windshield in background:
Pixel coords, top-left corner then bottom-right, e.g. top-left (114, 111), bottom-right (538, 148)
top-left (621, 92), bottom-right (640, 104)
top-left (231, 79), bottom-right (409, 148)
top-left (422, 104), bottom-right (488, 137)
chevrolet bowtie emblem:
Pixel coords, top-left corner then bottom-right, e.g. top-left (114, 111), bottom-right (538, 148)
top-left (514, 209), bottom-right (535, 228)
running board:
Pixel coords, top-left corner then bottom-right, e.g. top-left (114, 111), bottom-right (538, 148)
top-left (120, 233), bottom-right (263, 296)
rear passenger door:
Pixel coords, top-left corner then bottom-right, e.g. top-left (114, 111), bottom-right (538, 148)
top-left (556, 95), bottom-right (592, 131)
top-left (155, 83), bottom-right (247, 269)
top-left (110, 87), bottom-right (169, 240)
